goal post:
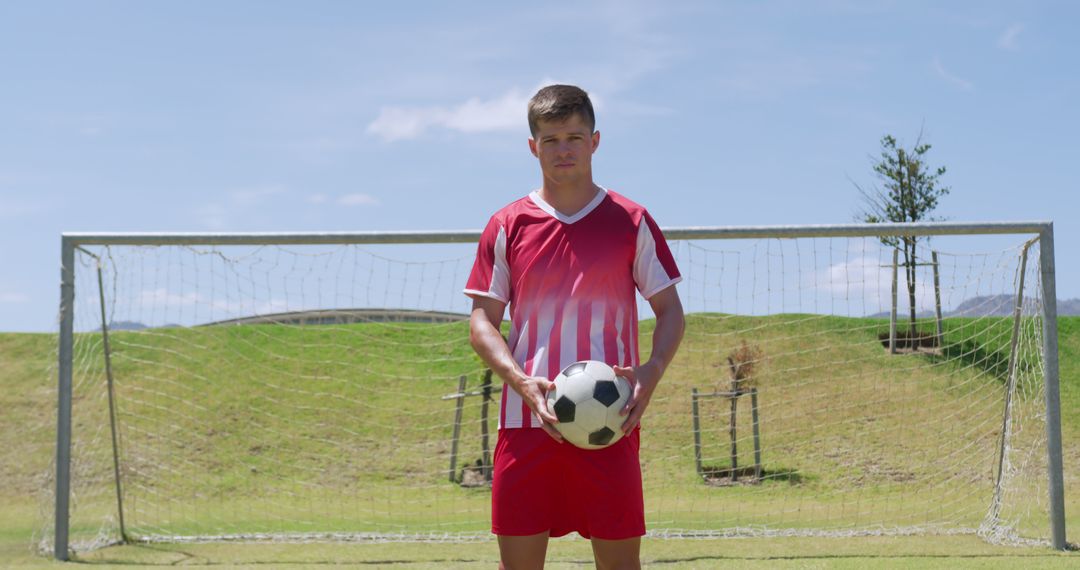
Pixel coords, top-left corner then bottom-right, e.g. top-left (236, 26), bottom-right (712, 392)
top-left (50, 221), bottom-right (1066, 560)
top-left (1037, 224), bottom-right (1066, 550)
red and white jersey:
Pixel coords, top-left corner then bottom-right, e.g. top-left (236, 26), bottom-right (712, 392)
top-left (465, 188), bottom-right (681, 429)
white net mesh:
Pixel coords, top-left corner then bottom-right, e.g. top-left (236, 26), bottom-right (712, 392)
top-left (38, 231), bottom-right (1054, 554)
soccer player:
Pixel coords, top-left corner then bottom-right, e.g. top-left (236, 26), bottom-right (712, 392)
top-left (465, 84), bottom-right (685, 570)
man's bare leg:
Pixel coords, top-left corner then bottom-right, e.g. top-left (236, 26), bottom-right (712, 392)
top-left (591, 536), bottom-right (641, 570)
top-left (497, 532), bottom-right (550, 570)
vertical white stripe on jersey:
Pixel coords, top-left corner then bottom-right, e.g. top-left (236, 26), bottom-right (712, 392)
top-left (510, 303), bottom-right (556, 428)
top-left (614, 304), bottom-right (626, 366)
top-left (531, 301), bottom-right (557, 378)
top-left (525, 345), bottom-right (546, 427)
top-left (559, 299), bottom-right (578, 372)
top-left (589, 300), bottom-right (607, 363)
top-left (503, 318), bottom-right (529, 429)
top-left (507, 319), bottom-right (520, 356)
top-left (503, 343), bottom-right (524, 427)
top-left (511, 318), bottom-right (529, 366)
top-left (528, 347), bottom-right (546, 378)
top-left (490, 226), bottom-right (511, 301)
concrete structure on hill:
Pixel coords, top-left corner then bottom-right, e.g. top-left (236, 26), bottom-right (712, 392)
top-left (201, 308), bottom-right (468, 327)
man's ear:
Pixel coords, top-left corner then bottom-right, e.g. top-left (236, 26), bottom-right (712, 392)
top-left (528, 137), bottom-right (539, 157)
top-left (591, 130), bottom-right (601, 153)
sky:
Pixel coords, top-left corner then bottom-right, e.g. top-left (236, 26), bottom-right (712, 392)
top-left (1, 0), bottom-right (1077, 332)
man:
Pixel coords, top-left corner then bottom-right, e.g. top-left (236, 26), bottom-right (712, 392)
top-left (465, 84), bottom-right (685, 570)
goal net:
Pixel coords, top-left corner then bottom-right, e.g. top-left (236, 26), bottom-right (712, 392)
top-left (39, 223), bottom-right (1065, 557)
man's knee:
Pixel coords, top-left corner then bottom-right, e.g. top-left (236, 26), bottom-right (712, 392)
top-left (498, 532), bottom-right (549, 570)
top-left (591, 536), bottom-right (641, 570)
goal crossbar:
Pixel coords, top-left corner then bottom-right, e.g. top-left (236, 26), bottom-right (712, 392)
top-left (63, 220), bottom-right (1051, 246)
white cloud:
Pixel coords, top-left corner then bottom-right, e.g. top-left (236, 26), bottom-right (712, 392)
top-left (362, 4), bottom-right (684, 142)
top-left (230, 185), bottom-right (286, 206)
top-left (444, 90), bottom-right (531, 133)
top-left (252, 299), bottom-right (292, 316)
top-left (337, 193), bottom-right (379, 207)
top-left (998, 23), bottom-right (1023, 50)
top-left (817, 254), bottom-right (937, 313)
top-left (0, 292), bottom-right (29, 303)
top-left (609, 100), bottom-right (675, 117)
top-left (196, 185), bottom-right (376, 229)
top-left (196, 185), bottom-right (288, 229)
top-left (577, 1), bottom-right (681, 92)
top-left (137, 288), bottom-right (204, 308)
top-left (0, 193), bottom-right (57, 218)
top-left (932, 57), bottom-right (973, 91)
top-left (713, 57), bottom-right (827, 99)
top-left (365, 107), bottom-right (439, 142)
top-left (134, 288), bottom-right (291, 322)
top-left (196, 203), bottom-right (229, 230)
top-left (366, 86), bottom-right (535, 142)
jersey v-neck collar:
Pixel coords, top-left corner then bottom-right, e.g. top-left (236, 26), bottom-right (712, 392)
top-left (528, 187), bottom-right (608, 224)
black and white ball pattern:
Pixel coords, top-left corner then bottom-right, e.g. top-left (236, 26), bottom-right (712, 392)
top-left (546, 360), bottom-right (632, 450)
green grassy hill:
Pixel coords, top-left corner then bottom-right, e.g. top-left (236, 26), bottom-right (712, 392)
top-left (2, 316), bottom-right (1078, 560)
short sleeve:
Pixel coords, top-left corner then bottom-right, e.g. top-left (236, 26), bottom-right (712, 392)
top-left (464, 216), bottom-right (511, 303)
top-left (633, 210), bottom-right (682, 299)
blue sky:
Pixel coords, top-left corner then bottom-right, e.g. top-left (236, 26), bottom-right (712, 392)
top-left (1, 0), bottom-right (1077, 332)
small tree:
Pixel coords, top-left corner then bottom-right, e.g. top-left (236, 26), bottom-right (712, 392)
top-left (724, 340), bottom-right (764, 392)
top-left (855, 133), bottom-right (950, 342)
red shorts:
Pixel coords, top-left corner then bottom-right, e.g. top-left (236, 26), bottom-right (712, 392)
top-left (491, 426), bottom-right (644, 540)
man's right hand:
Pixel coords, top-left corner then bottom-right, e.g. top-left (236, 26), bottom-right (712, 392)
top-left (468, 296), bottom-right (563, 442)
top-left (515, 375), bottom-right (563, 443)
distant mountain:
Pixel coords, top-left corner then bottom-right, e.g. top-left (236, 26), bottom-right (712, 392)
top-left (949, 295), bottom-right (1027, 317)
top-left (108, 321), bottom-right (147, 331)
top-left (867, 309), bottom-right (937, 319)
top-left (1060, 298), bottom-right (1080, 315)
top-left (869, 296), bottom-right (1080, 318)
top-left (950, 296), bottom-right (1080, 317)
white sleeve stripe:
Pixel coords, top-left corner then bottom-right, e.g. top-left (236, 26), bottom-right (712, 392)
top-left (463, 288), bottom-right (509, 303)
top-left (490, 225), bottom-right (511, 301)
top-left (634, 218), bottom-right (676, 297)
top-left (641, 275), bottom-right (683, 300)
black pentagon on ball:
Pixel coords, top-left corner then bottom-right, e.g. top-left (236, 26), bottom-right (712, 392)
top-left (593, 380), bottom-right (620, 407)
top-left (553, 396), bottom-right (576, 423)
top-left (589, 427), bottom-right (616, 446)
top-left (562, 362), bottom-right (588, 377)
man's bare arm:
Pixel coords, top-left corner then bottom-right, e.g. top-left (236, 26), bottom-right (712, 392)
top-left (468, 296), bottom-right (561, 439)
top-left (615, 285), bottom-right (685, 433)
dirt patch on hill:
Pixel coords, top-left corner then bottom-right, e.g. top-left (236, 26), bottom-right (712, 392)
top-left (878, 330), bottom-right (941, 354)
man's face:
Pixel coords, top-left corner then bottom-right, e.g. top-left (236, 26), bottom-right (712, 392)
top-left (528, 114), bottom-right (600, 186)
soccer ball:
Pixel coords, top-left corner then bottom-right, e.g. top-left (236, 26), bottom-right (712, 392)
top-left (546, 360), bottom-right (632, 450)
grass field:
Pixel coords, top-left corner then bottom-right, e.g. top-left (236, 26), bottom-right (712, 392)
top-left (2, 316), bottom-right (1078, 568)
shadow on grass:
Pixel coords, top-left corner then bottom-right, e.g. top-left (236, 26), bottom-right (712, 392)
top-left (73, 540), bottom-right (1078, 567)
top-left (939, 339), bottom-right (1010, 384)
top-left (650, 552), bottom-right (1079, 566)
top-left (701, 465), bottom-right (807, 486)
top-left (72, 542), bottom-right (493, 566)
top-left (877, 326), bottom-right (1037, 389)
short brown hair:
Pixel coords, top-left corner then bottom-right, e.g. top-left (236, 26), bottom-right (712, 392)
top-left (527, 84), bottom-right (596, 136)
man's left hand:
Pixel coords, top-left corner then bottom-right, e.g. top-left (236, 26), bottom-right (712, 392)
top-left (613, 361), bottom-right (662, 434)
